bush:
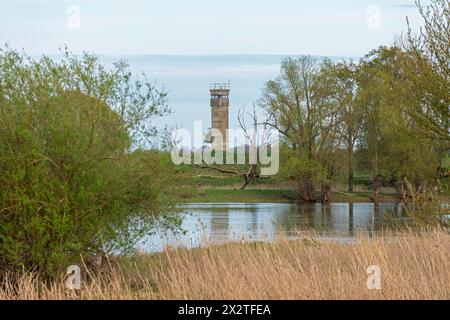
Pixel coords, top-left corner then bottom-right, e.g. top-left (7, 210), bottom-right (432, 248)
top-left (400, 178), bottom-right (450, 228)
top-left (0, 47), bottom-right (179, 278)
top-left (279, 145), bottom-right (326, 202)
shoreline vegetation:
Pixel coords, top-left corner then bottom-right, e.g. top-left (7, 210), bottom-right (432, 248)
top-left (1, 230), bottom-right (448, 300)
top-left (182, 188), bottom-right (400, 203)
top-left (179, 166), bottom-right (403, 203)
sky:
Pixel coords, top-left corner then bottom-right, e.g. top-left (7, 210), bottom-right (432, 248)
top-left (0, 0), bottom-right (429, 57)
top-left (0, 0), bottom-right (432, 138)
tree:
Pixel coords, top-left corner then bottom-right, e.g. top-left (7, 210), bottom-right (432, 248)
top-left (259, 56), bottom-right (338, 201)
top-left (401, 0), bottom-right (449, 145)
top-left (322, 61), bottom-right (364, 192)
top-left (357, 46), bottom-right (443, 197)
top-left (197, 104), bottom-right (272, 190)
top-left (0, 48), bottom-right (179, 278)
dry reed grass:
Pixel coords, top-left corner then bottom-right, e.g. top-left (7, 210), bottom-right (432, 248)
top-left (1, 230), bottom-right (449, 300)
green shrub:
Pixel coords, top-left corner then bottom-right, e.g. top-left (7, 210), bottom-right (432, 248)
top-left (279, 145), bottom-right (326, 202)
top-left (0, 47), bottom-right (179, 278)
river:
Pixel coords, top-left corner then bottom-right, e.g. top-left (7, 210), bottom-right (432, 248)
top-left (139, 202), bottom-right (409, 252)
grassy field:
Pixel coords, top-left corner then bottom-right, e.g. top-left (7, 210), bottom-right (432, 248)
top-left (1, 230), bottom-right (449, 300)
top-left (185, 189), bottom-right (295, 202)
top-left (179, 165), bottom-right (401, 203)
top-left (184, 188), bottom-right (400, 203)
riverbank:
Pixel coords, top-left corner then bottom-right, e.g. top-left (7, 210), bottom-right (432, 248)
top-left (183, 188), bottom-right (400, 203)
top-left (180, 165), bottom-right (403, 203)
top-left (1, 230), bottom-right (448, 299)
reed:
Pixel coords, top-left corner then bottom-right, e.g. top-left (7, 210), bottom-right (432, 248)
top-left (1, 230), bottom-right (449, 300)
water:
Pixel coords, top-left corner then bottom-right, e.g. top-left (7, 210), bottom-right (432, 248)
top-left (139, 202), bottom-right (408, 252)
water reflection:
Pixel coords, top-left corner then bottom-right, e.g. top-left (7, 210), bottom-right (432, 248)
top-left (139, 202), bottom-right (407, 252)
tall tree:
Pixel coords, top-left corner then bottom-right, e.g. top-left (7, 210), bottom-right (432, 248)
top-left (402, 0), bottom-right (449, 145)
top-left (322, 61), bottom-right (363, 192)
top-left (259, 56), bottom-right (338, 201)
top-left (358, 46), bottom-right (442, 197)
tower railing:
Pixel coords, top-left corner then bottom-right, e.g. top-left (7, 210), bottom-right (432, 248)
top-left (210, 82), bottom-right (230, 90)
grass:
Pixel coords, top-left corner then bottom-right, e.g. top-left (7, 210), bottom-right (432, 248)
top-left (179, 166), bottom-right (401, 203)
top-left (185, 189), bottom-right (296, 202)
top-left (443, 153), bottom-right (450, 169)
top-left (184, 188), bottom-right (399, 203)
top-left (1, 229), bottom-right (449, 300)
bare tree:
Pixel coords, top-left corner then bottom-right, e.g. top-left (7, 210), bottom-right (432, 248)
top-left (197, 104), bottom-right (271, 190)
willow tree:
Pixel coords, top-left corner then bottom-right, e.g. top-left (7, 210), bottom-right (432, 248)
top-left (402, 0), bottom-right (450, 178)
top-left (321, 61), bottom-right (363, 192)
top-left (259, 56), bottom-right (338, 202)
top-left (357, 46), bottom-right (443, 198)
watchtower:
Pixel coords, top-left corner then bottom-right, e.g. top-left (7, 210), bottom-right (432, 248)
top-left (210, 82), bottom-right (230, 151)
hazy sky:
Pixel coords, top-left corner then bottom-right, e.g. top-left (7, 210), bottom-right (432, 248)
top-left (0, 0), bottom-right (429, 56)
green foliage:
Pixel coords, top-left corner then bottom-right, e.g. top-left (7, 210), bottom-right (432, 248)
top-left (398, 0), bottom-right (449, 147)
top-left (259, 8), bottom-right (448, 197)
top-left (400, 179), bottom-right (449, 227)
top-left (259, 56), bottom-right (337, 157)
top-left (259, 57), bottom-right (338, 200)
top-left (279, 145), bottom-right (326, 201)
top-left (357, 46), bottom-right (443, 182)
top-left (0, 47), bottom-right (179, 277)
top-left (320, 61), bottom-right (364, 192)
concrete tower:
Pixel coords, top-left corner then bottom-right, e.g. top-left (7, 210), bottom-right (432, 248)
top-left (210, 82), bottom-right (230, 151)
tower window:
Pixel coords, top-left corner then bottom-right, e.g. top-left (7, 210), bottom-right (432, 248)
top-left (211, 95), bottom-right (228, 99)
